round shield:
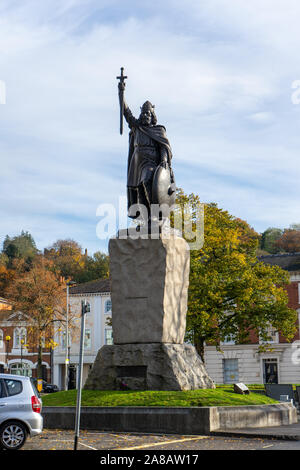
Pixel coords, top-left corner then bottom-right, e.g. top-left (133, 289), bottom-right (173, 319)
top-left (152, 163), bottom-right (176, 207)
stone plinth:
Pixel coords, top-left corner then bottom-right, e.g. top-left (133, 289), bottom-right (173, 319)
top-left (85, 230), bottom-right (215, 391)
top-left (109, 232), bottom-right (190, 344)
top-left (84, 343), bottom-right (215, 391)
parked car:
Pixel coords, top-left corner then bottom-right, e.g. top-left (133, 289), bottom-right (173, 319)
top-left (0, 374), bottom-right (43, 450)
top-left (32, 378), bottom-right (59, 394)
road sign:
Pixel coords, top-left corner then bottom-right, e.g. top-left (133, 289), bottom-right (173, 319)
top-left (37, 379), bottom-right (43, 393)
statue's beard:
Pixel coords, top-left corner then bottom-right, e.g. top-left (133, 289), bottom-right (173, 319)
top-left (139, 117), bottom-right (151, 126)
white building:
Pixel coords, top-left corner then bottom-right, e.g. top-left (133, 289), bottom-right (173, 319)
top-left (204, 253), bottom-right (300, 385)
top-left (52, 279), bottom-right (112, 390)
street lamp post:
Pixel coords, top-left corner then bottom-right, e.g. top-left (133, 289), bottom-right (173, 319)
top-left (74, 300), bottom-right (90, 451)
top-left (65, 281), bottom-right (76, 391)
top-left (50, 344), bottom-right (53, 384)
top-left (20, 338), bottom-right (25, 375)
top-left (5, 336), bottom-right (11, 373)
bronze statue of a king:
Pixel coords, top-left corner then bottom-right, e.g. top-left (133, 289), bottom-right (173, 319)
top-left (117, 67), bottom-right (176, 226)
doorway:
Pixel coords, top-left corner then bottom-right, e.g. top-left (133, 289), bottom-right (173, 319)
top-left (263, 358), bottom-right (278, 384)
top-left (68, 364), bottom-right (77, 390)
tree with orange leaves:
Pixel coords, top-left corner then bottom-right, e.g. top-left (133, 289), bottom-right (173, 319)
top-left (276, 229), bottom-right (300, 253)
top-left (5, 256), bottom-right (71, 378)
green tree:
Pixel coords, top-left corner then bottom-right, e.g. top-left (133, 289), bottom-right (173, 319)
top-left (174, 190), bottom-right (297, 362)
top-left (260, 227), bottom-right (283, 254)
top-left (75, 251), bottom-right (109, 283)
top-left (3, 231), bottom-right (38, 267)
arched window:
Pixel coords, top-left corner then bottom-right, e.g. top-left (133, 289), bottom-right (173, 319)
top-left (10, 362), bottom-right (32, 377)
top-left (13, 327), bottom-right (27, 349)
top-left (104, 299), bottom-right (112, 313)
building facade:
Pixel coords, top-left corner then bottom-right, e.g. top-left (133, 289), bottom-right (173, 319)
top-left (204, 253), bottom-right (300, 384)
top-left (0, 297), bottom-right (52, 380)
top-left (52, 279), bottom-right (112, 390)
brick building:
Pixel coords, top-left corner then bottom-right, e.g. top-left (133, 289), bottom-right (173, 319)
top-left (204, 253), bottom-right (300, 384)
top-left (0, 297), bottom-right (51, 381)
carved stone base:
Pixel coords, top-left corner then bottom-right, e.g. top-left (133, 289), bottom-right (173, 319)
top-left (84, 343), bottom-right (215, 391)
top-left (109, 233), bottom-right (190, 344)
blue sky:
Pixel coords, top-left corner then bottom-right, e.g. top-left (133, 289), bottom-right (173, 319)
top-left (0, 0), bottom-right (300, 255)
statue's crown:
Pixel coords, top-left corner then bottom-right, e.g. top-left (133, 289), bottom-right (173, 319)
top-left (140, 101), bottom-right (155, 111)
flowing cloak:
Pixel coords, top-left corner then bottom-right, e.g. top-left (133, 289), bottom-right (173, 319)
top-left (127, 124), bottom-right (173, 212)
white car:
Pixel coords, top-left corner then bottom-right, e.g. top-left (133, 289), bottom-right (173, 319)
top-left (0, 374), bottom-right (43, 450)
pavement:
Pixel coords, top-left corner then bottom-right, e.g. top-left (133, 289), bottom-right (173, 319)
top-left (20, 428), bottom-right (300, 451)
top-left (212, 419), bottom-right (300, 441)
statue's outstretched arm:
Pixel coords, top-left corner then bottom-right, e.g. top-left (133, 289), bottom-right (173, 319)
top-left (118, 84), bottom-right (138, 128)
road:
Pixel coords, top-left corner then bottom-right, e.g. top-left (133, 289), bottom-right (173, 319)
top-left (21, 429), bottom-right (300, 451)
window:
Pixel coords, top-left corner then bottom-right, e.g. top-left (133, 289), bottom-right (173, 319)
top-left (223, 358), bottom-right (239, 384)
top-left (10, 363), bottom-right (32, 377)
top-left (84, 329), bottom-right (91, 349)
top-left (260, 325), bottom-right (278, 344)
top-left (105, 329), bottom-right (113, 345)
top-left (13, 327), bottom-right (26, 348)
top-left (61, 331), bottom-right (71, 349)
top-left (0, 330), bottom-right (3, 349)
top-left (104, 299), bottom-right (112, 313)
top-left (221, 335), bottom-right (235, 346)
top-left (4, 379), bottom-right (23, 396)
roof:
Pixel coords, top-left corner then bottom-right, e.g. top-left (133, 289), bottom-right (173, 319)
top-left (0, 310), bottom-right (28, 322)
top-left (259, 252), bottom-right (300, 272)
top-left (69, 278), bottom-right (111, 295)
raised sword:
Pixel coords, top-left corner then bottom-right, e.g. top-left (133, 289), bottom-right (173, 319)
top-left (116, 67), bottom-right (127, 135)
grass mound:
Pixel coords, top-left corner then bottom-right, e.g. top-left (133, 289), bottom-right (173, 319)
top-left (42, 387), bottom-right (277, 408)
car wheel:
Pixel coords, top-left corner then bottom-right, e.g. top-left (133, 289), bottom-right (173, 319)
top-left (0, 421), bottom-right (27, 450)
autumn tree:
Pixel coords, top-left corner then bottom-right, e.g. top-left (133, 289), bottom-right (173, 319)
top-left (44, 239), bottom-right (109, 283)
top-left (276, 229), bottom-right (300, 253)
top-left (0, 253), bottom-right (11, 296)
top-left (174, 190), bottom-right (297, 362)
top-left (0, 255), bottom-right (30, 298)
top-left (44, 239), bottom-right (84, 280)
top-left (5, 256), bottom-right (71, 378)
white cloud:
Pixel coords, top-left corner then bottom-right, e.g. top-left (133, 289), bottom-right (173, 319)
top-left (0, 0), bottom-right (300, 252)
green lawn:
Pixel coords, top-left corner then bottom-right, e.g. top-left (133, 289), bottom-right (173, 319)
top-left (41, 387), bottom-right (278, 408)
